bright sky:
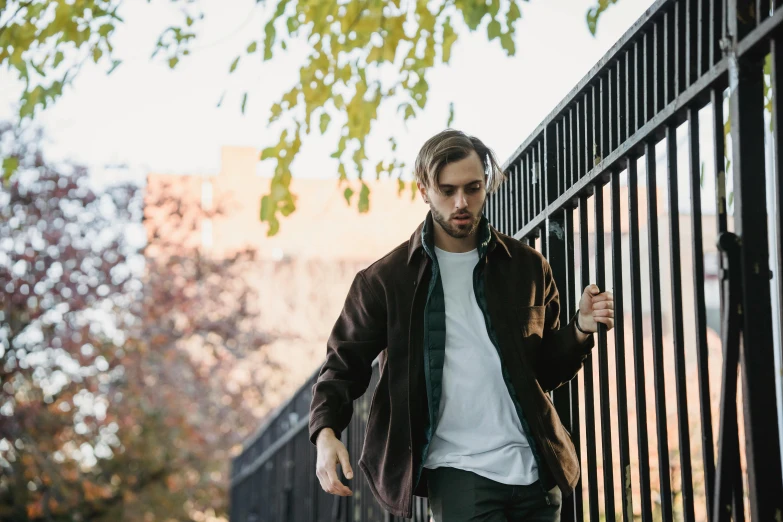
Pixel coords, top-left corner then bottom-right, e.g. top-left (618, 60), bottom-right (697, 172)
top-left (0, 0), bottom-right (657, 187)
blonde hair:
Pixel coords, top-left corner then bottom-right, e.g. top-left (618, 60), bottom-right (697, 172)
top-left (413, 129), bottom-right (506, 194)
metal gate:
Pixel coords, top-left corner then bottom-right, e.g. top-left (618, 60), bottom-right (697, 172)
top-left (485, 0), bottom-right (783, 520)
top-left (231, 0), bottom-right (783, 520)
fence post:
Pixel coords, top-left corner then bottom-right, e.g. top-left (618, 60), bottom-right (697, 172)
top-left (726, 0), bottom-right (783, 519)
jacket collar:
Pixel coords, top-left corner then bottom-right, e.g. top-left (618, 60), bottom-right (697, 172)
top-left (407, 211), bottom-right (512, 265)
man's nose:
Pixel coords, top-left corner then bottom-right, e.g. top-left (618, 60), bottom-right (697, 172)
top-left (455, 191), bottom-right (468, 209)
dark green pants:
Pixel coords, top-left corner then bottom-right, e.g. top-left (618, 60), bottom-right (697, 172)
top-left (426, 467), bottom-right (562, 522)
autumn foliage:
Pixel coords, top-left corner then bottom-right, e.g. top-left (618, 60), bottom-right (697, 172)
top-left (0, 121), bottom-right (276, 521)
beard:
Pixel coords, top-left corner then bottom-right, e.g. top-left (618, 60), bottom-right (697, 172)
top-left (429, 201), bottom-right (484, 239)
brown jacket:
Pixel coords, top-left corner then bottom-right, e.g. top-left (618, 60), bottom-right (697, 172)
top-left (309, 213), bottom-right (595, 518)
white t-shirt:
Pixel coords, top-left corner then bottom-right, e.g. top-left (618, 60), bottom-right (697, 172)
top-left (422, 246), bottom-right (539, 485)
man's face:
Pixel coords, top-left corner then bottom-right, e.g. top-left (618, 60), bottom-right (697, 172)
top-left (419, 150), bottom-right (487, 240)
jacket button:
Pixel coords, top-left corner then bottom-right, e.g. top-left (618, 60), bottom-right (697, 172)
top-left (408, 445), bottom-right (412, 451)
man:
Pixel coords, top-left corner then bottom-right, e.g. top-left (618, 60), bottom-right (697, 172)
top-left (309, 129), bottom-right (615, 521)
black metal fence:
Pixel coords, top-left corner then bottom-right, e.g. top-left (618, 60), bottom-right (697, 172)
top-left (231, 0), bottom-right (783, 519)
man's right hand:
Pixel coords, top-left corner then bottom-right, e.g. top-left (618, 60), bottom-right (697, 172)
top-left (315, 428), bottom-right (354, 496)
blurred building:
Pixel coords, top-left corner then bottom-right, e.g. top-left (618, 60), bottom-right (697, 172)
top-left (144, 146), bottom-right (429, 420)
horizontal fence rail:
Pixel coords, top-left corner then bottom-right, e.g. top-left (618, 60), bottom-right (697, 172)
top-left (231, 0), bottom-right (783, 520)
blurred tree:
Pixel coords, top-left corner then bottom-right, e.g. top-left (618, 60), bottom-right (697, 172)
top-left (0, 0), bottom-right (617, 235)
top-left (0, 120), bottom-right (275, 520)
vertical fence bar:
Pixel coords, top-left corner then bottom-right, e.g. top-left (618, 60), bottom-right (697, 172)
top-left (689, 101), bottom-right (716, 522)
top-left (573, 99), bottom-right (584, 182)
top-left (551, 214), bottom-right (575, 522)
top-left (666, 123), bottom-right (696, 522)
top-left (527, 152), bottom-right (534, 225)
top-left (540, 140), bottom-right (546, 217)
top-left (584, 94), bottom-right (591, 177)
top-left (636, 40), bottom-right (646, 133)
top-left (522, 155), bottom-right (529, 227)
top-left (687, 0), bottom-right (699, 86)
top-left (588, 86), bottom-right (596, 175)
top-left (546, 125), bottom-right (557, 208)
top-left (699, 0), bottom-right (709, 75)
top-left (665, 7), bottom-right (676, 107)
top-left (530, 139), bottom-right (541, 218)
top-left (518, 160), bottom-right (525, 234)
top-left (503, 166), bottom-right (513, 234)
top-left (579, 196), bottom-right (600, 522)
top-left (569, 108), bottom-right (576, 187)
top-left (628, 156), bottom-right (654, 522)
top-left (610, 168), bottom-right (632, 522)
top-left (601, 74), bottom-right (610, 163)
top-left (566, 205), bottom-right (584, 522)
top-left (618, 54), bottom-right (627, 146)
top-left (728, 1), bottom-right (783, 518)
top-left (645, 141), bottom-right (673, 522)
top-left (608, 67), bottom-right (617, 155)
top-left (508, 164), bottom-right (516, 236)
top-left (627, 47), bottom-right (636, 140)
top-left (645, 26), bottom-right (656, 125)
top-left (771, 24), bottom-right (783, 461)
top-left (594, 181), bottom-right (615, 522)
top-left (676, 0), bottom-right (687, 95)
top-left (497, 176), bottom-right (505, 234)
top-left (653, 18), bottom-right (664, 116)
top-left (557, 119), bottom-right (564, 198)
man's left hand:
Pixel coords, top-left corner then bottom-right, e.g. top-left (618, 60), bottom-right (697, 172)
top-left (577, 284), bottom-right (614, 332)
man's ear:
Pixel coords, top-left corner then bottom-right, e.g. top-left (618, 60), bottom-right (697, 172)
top-left (417, 182), bottom-right (429, 204)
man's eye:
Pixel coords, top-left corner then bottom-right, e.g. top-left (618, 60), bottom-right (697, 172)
top-left (468, 187), bottom-right (480, 193)
top-left (443, 190), bottom-right (454, 196)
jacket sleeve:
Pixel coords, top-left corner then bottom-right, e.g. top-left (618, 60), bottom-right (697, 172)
top-left (309, 270), bottom-right (387, 446)
top-left (534, 260), bottom-right (595, 393)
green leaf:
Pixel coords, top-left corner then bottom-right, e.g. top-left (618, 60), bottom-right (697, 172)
top-left (263, 21), bottom-right (276, 61)
top-left (487, 20), bottom-right (502, 40)
top-left (108, 60), bottom-right (122, 74)
top-left (586, 8), bottom-right (599, 36)
top-left (260, 194), bottom-right (272, 220)
top-left (319, 112), bottom-right (330, 134)
top-left (217, 91), bottom-right (226, 107)
top-left (186, 16), bottom-right (194, 27)
top-left (343, 186), bottom-right (354, 205)
top-left (367, 45), bottom-right (383, 64)
top-left (447, 102), bottom-right (455, 127)
top-left (401, 103), bottom-right (415, 120)
top-left (358, 182), bottom-right (370, 213)
top-left (92, 47), bottom-right (103, 63)
top-left (260, 146), bottom-right (278, 160)
top-left (410, 179), bottom-right (418, 201)
top-left (229, 56), bottom-right (240, 73)
top-left (500, 33), bottom-right (515, 55)
top-left (397, 178), bottom-right (405, 196)
top-left (98, 24), bottom-right (114, 37)
top-left (168, 57), bottom-right (179, 69)
top-left (508, 2), bottom-right (522, 25)
top-left (241, 92), bottom-right (248, 114)
top-left (53, 51), bottom-right (64, 68)
top-left (2, 156), bottom-right (19, 181)
top-left (247, 41), bottom-right (257, 53)
top-left (442, 17), bottom-right (457, 63)
top-left (266, 216), bottom-right (280, 236)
